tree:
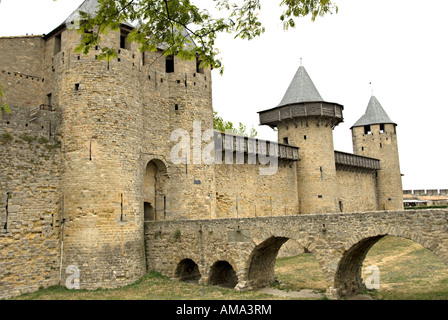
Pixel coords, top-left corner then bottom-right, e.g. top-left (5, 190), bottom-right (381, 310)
top-left (74, 0), bottom-right (338, 74)
top-left (213, 111), bottom-right (257, 137)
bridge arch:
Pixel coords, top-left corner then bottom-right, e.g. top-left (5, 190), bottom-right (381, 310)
top-left (247, 236), bottom-right (289, 288)
top-left (334, 229), bottom-right (448, 298)
top-left (175, 258), bottom-right (201, 283)
top-left (208, 260), bottom-right (238, 288)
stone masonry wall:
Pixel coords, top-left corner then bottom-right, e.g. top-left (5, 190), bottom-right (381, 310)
top-left (0, 36), bottom-right (45, 108)
top-left (0, 106), bottom-right (62, 299)
top-left (336, 167), bottom-right (378, 213)
top-left (215, 160), bottom-right (299, 218)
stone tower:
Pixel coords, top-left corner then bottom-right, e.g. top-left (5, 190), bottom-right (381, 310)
top-left (50, 0), bottom-right (146, 290)
top-left (258, 65), bottom-right (344, 214)
top-left (48, 0), bottom-right (215, 289)
top-left (351, 96), bottom-right (403, 210)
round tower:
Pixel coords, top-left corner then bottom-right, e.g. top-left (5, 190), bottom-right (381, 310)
top-left (46, 0), bottom-right (146, 289)
top-left (258, 65), bottom-right (344, 214)
top-left (45, 0), bottom-right (217, 290)
top-left (351, 96), bottom-right (403, 211)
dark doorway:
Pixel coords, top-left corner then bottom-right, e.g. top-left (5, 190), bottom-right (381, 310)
top-left (209, 261), bottom-right (238, 288)
top-left (144, 202), bottom-right (155, 221)
top-left (175, 259), bottom-right (201, 283)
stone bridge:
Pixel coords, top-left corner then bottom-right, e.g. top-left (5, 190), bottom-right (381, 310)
top-left (144, 209), bottom-right (448, 299)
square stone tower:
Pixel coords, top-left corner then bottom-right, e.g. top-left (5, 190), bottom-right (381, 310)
top-left (351, 96), bottom-right (404, 210)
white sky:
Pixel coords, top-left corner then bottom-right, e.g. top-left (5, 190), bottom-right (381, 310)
top-left (0, 0), bottom-right (447, 191)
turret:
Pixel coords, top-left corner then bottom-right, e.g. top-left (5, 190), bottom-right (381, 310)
top-left (351, 96), bottom-right (403, 210)
top-left (258, 65), bottom-right (344, 214)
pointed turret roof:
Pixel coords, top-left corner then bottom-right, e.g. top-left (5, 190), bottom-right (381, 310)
top-left (65, 0), bottom-right (134, 28)
top-left (352, 96), bottom-right (396, 128)
top-left (278, 66), bottom-right (324, 107)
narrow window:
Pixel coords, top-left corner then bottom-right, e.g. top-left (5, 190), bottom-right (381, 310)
top-left (304, 135), bottom-right (307, 140)
top-left (364, 125), bottom-right (372, 135)
top-left (54, 33), bottom-right (62, 54)
top-left (166, 55), bottom-right (175, 73)
top-left (4, 192), bottom-right (10, 230)
top-left (46, 93), bottom-right (52, 107)
top-left (380, 124), bottom-right (385, 133)
top-left (283, 137), bottom-right (289, 145)
top-left (120, 193), bottom-right (124, 221)
top-left (120, 30), bottom-right (130, 50)
top-left (380, 143), bottom-right (383, 148)
top-left (196, 57), bottom-right (204, 74)
top-left (175, 104), bottom-right (179, 111)
top-left (142, 52), bottom-right (146, 66)
top-left (74, 83), bottom-right (80, 91)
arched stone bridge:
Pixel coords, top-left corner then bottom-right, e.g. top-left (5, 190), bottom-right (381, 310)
top-left (144, 209), bottom-right (448, 299)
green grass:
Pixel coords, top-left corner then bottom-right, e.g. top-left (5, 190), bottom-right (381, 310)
top-left (12, 271), bottom-right (280, 301)
top-left (405, 205), bottom-right (448, 210)
top-left (10, 236), bottom-right (448, 300)
top-left (274, 236), bottom-right (448, 300)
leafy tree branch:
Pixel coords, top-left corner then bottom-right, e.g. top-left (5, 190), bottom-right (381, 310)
top-left (71, 0), bottom-right (337, 74)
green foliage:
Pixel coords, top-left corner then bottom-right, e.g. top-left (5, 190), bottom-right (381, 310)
top-left (0, 132), bottom-right (13, 144)
top-left (280, 0), bottom-right (338, 29)
top-left (37, 137), bottom-right (50, 144)
top-left (0, 83), bottom-right (11, 114)
top-left (71, 0), bottom-right (337, 74)
top-left (213, 111), bottom-right (257, 137)
top-left (20, 134), bottom-right (36, 143)
top-left (44, 137), bottom-right (62, 151)
top-left (173, 229), bottom-right (181, 239)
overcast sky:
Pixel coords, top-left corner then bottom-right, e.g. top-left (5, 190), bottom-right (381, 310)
top-left (0, 0), bottom-right (447, 191)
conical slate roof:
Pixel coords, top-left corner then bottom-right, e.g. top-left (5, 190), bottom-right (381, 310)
top-left (278, 66), bottom-right (324, 107)
top-left (352, 96), bottom-right (396, 128)
top-left (47, 0), bottom-right (134, 37)
top-left (64, 0), bottom-right (134, 28)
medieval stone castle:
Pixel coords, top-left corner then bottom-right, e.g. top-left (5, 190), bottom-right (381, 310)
top-left (0, 0), bottom-right (405, 298)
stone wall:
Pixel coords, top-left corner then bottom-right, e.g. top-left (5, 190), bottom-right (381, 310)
top-left (336, 167), bottom-right (378, 213)
top-left (0, 106), bottom-right (62, 299)
top-left (215, 160), bottom-right (299, 218)
top-left (0, 36), bottom-right (45, 108)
